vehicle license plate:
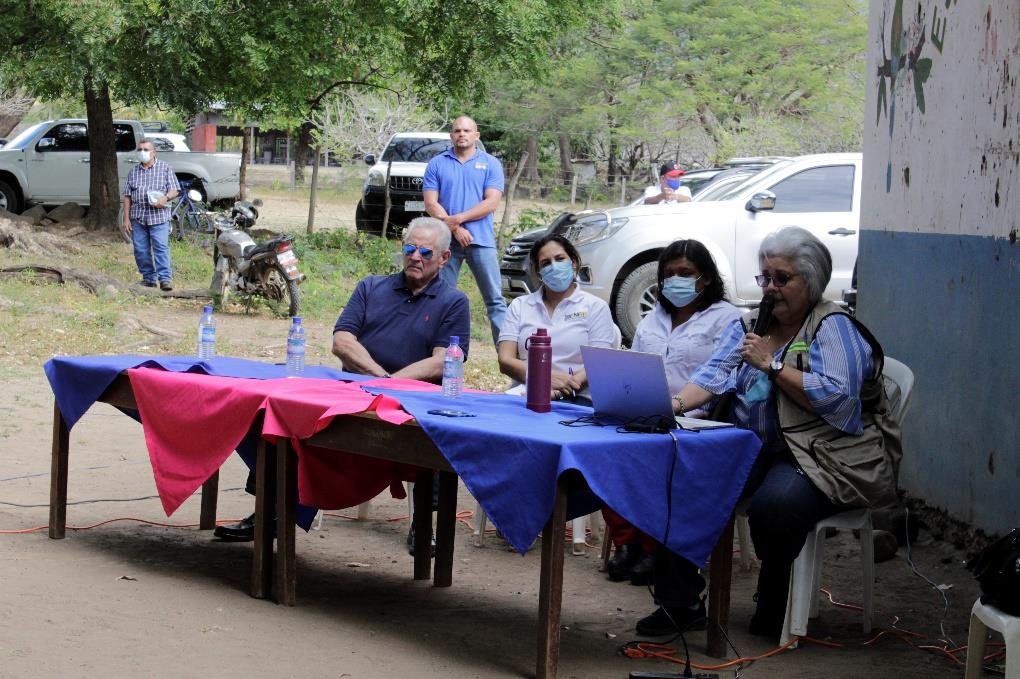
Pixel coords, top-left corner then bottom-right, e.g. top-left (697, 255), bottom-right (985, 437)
top-left (404, 200), bottom-right (426, 212)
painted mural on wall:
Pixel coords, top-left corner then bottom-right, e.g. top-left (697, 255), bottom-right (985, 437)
top-left (875, 0), bottom-right (955, 191)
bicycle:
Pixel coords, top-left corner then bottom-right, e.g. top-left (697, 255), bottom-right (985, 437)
top-left (170, 179), bottom-right (214, 246)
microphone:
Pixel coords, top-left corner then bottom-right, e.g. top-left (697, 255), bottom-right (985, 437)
top-left (752, 293), bottom-right (775, 336)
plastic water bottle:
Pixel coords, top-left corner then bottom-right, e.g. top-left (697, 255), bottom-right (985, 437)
top-left (197, 305), bottom-right (216, 359)
top-left (442, 336), bottom-right (464, 398)
top-left (286, 316), bottom-right (305, 377)
top-left (526, 328), bottom-right (552, 413)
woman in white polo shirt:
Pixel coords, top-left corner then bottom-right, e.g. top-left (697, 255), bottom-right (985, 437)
top-left (604, 238), bottom-right (740, 586)
top-left (498, 234), bottom-right (618, 404)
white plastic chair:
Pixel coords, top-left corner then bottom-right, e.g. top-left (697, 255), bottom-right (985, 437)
top-left (965, 598), bottom-right (1019, 679)
top-left (776, 356), bottom-right (915, 646)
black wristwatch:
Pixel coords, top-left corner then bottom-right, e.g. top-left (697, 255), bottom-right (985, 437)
top-left (767, 359), bottom-right (784, 381)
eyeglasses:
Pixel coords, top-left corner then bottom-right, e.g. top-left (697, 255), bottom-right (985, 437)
top-left (402, 243), bottom-right (435, 261)
top-left (754, 272), bottom-right (799, 288)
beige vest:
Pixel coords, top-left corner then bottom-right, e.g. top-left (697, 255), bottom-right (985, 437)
top-left (745, 301), bottom-right (903, 509)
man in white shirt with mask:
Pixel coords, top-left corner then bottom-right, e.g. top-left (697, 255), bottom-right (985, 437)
top-left (643, 161), bottom-right (692, 205)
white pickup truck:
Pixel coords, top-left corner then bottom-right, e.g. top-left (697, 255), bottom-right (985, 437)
top-left (502, 153), bottom-right (862, 342)
top-left (0, 119), bottom-right (241, 213)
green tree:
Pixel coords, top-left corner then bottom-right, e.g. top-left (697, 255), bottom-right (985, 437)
top-left (1, 0), bottom-right (611, 228)
top-left (479, 0), bottom-right (867, 181)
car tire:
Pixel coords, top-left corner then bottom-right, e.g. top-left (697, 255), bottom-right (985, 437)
top-left (355, 200), bottom-right (382, 236)
top-left (614, 261), bottom-right (660, 344)
top-left (0, 179), bottom-right (20, 214)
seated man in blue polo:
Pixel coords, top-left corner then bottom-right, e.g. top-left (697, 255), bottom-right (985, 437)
top-left (213, 217), bottom-right (470, 548)
top-left (423, 115), bottom-right (506, 345)
top-left (332, 216), bottom-right (471, 554)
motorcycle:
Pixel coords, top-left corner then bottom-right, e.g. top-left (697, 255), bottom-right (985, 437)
top-left (209, 198), bottom-right (303, 317)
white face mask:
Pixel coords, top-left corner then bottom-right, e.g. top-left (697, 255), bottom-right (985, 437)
top-left (137, 150), bottom-right (152, 163)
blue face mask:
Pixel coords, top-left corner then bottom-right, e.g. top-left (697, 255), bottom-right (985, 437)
top-left (665, 178), bottom-right (682, 190)
top-left (540, 260), bottom-right (576, 293)
top-left (660, 275), bottom-right (700, 308)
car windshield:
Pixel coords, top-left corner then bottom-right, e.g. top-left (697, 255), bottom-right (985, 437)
top-left (708, 160), bottom-right (793, 201)
top-left (381, 138), bottom-right (451, 162)
top-left (4, 123), bottom-right (48, 150)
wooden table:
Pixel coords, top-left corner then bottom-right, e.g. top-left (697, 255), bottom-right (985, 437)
top-left (48, 372), bottom-right (736, 678)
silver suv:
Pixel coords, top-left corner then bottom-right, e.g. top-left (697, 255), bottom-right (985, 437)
top-left (502, 154), bottom-right (862, 342)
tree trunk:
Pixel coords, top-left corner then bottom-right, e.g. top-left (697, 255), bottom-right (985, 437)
top-left (524, 136), bottom-right (540, 182)
top-left (239, 126), bottom-right (251, 200)
top-left (83, 75), bottom-right (120, 231)
top-left (558, 135), bottom-right (573, 186)
top-left (607, 132), bottom-right (619, 187)
top-left (292, 120), bottom-right (316, 184)
top-left (307, 147), bottom-right (320, 234)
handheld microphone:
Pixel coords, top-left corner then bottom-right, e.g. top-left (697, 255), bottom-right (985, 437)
top-left (752, 293), bottom-right (775, 336)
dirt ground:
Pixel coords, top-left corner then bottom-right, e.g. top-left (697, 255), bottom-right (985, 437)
top-left (0, 193), bottom-right (997, 678)
top-left (0, 356), bottom-right (990, 679)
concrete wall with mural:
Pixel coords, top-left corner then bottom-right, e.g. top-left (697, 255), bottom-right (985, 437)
top-left (861, 0), bottom-right (1019, 535)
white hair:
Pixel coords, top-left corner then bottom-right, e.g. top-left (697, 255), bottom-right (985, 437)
top-left (404, 217), bottom-right (451, 252)
top-left (759, 226), bottom-right (832, 306)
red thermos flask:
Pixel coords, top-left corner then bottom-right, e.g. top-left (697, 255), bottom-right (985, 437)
top-left (526, 328), bottom-right (552, 413)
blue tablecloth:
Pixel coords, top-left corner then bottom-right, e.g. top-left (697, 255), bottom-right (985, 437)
top-left (44, 355), bottom-right (761, 566)
top-left (43, 355), bottom-right (366, 429)
top-left (367, 387), bottom-right (761, 566)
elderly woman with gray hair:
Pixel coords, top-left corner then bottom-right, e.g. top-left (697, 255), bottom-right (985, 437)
top-left (636, 226), bottom-right (900, 641)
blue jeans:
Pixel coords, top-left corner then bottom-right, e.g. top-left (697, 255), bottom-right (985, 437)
top-left (131, 220), bottom-right (172, 283)
top-left (439, 242), bottom-right (506, 344)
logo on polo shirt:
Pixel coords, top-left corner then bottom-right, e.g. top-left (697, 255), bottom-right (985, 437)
top-left (474, 162), bottom-right (488, 170)
top-left (563, 311), bottom-right (588, 321)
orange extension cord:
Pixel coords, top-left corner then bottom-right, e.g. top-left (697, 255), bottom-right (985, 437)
top-left (620, 588), bottom-right (1006, 673)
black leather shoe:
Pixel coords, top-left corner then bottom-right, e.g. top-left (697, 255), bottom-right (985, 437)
top-left (406, 524), bottom-right (436, 557)
top-left (636, 600), bottom-right (707, 636)
top-left (214, 513), bottom-right (256, 542)
top-left (606, 543), bottom-right (642, 581)
top-left (629, 552), bottom-right (656, 586)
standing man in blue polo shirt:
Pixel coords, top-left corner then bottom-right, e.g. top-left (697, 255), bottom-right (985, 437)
top-left (423, 115), bottom-right (507, 343)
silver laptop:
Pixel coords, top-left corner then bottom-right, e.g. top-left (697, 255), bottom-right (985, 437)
top-left (580, 345), bottom-right (733, 431)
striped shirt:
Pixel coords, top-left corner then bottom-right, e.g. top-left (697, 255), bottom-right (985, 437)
top-left (690, 314), bottom-right (873, 449)
top-left (122, 159), bottom-right (180, 225)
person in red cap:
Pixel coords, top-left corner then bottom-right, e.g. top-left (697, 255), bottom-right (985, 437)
top-left (643, 161), bottom-right (692, 205)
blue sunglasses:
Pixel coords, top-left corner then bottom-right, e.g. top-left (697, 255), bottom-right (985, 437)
top-left (402, 244), bottom-right (435, 261)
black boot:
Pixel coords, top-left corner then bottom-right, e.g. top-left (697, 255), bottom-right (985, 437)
top-left (606, 543), bottom-right (642, 581)
top-left (748, 562), bottom-right (790, 642)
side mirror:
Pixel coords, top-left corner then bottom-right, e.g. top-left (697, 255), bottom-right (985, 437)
top-left (36, 138), bottom-right (56, 150)
top-left (187, 189), bottom-right (203, 202)
top-left (363, 153), bottom-right (376, 165)
top-left (746, 190), bottom-right (776, 212)
top-left (252, 198), bottom-right (264, 208)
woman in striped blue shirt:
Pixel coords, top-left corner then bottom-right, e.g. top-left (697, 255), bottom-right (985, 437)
top-left (637, 226), bottom-right (898, 641)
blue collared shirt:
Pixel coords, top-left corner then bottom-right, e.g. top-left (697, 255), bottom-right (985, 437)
top-left (333, 272), bottom-right (471, 375)
top-left (690, 314), bottom-right (873, 449)
top-left (422, 147), bottom-right (504, 248)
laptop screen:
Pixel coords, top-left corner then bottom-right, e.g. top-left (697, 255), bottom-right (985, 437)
top-left (580, 346), bottom-right (675, 423)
